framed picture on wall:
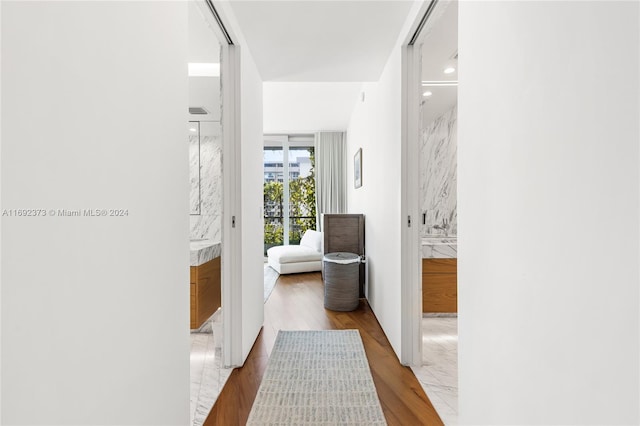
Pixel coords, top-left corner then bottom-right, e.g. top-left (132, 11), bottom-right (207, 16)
top-left (354, 148), bottom-right (362, 188)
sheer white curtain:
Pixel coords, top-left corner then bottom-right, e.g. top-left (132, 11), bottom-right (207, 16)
top-left (314, 132), bottom-right (347, 231)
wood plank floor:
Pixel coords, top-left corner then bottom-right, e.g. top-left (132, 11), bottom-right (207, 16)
top-left (205, 272), bottom-right (443, 425)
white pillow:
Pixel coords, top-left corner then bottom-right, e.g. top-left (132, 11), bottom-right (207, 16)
top-left (299, 230), bottom-right (322, 253)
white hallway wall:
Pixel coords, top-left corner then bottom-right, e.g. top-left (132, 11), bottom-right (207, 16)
top-left (347, 77), bottom-right (402, 355)
top-left (458, 1), bottom-right (639, 424)
top-left (1, 2), bottom-right (189, 424)
top-left (1, 0), bottom-right (265, 422)
top-left (345, 3), bottom-right (423, 360)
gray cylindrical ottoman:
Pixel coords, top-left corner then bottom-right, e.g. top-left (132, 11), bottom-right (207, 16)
top-left (323, 252), bottom-right (361, 311)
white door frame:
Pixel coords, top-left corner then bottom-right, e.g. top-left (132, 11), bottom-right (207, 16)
top-left (400, 0), bottom-right (446, 367)
top-left (400, 41), bottom-right (423, 367)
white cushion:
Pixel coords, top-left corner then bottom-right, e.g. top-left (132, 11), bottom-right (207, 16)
top-left (268, 259), bottom-right (322, 274)
top-left (267, 245), bottom-right (323, 264)
top-left (299, 230), bottom-right (323, 253)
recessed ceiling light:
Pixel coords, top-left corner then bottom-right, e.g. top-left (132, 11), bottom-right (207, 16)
top-left (423, 91), bottom-right (433, 97)
top-left (422, 81), bottom-right (458, 87)
top-left (189, 128), bottom-right (197, 132)
top-left (444, 67), bottom-right (456, 74)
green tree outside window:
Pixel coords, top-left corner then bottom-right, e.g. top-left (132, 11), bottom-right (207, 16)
top-left (264, 148), bottom-right (316, 254)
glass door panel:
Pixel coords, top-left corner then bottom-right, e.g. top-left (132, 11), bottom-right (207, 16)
top-left (264, 147), bottom-right (284, 254)
top-left (288, 147), bottom-right (316, 245)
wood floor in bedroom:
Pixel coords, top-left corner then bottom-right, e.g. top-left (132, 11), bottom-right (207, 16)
top-left (204, 271), bottom-right (443, 426)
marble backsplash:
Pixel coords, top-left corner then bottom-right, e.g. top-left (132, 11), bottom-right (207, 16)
top-left (421, 105), bottom-right (457, 237)
top-left (190, 121), bottom-right (222, 242)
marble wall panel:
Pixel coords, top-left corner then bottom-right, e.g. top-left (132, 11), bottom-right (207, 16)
top-left (421, 105), bottom-right (457, 237)
top-left (190, 122), bottom-right (222, 242)
top-left (190, 132), bottom-right (201, 214)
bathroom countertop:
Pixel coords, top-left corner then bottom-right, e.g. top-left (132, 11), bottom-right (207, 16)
top-left (190, 240), bottom-right (221, 266)
top-left (422, 236), bottom-right (457, 259)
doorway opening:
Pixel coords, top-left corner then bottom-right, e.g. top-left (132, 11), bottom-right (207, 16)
top-left (402, 1), bottom-right (459, 424)
top-left (188, 1), bottom-right (237, 425)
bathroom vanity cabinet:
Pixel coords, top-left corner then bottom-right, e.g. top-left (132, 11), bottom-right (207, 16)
top-left (422, 258), bottom-right (457, 313)
top-left (190, 256), bottom-right (221, 329)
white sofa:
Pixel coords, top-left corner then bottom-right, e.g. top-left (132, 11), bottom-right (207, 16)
top-left (267, 230), bottom-right (323, 274)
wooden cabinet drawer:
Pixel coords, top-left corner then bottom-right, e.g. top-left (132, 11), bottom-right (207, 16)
top-left (422, 273), bottom-right (457, 313)
top-left (190, 257), bottom-right (221, 329)
top-left (422, 258), bottom-right (457, 313)
top-left (422, 258), bottom-right (457, 274)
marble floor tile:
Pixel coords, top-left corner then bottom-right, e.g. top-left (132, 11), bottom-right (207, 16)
top-left (412, 316), bottom-right (458, 426)
top-left (190, 310), bottom-right (233, 426)
top-left (189, 266), bottom-right (276, 425)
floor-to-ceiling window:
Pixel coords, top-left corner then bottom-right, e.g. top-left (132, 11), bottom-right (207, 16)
top-left (264, 135), bottom-right (316, 255)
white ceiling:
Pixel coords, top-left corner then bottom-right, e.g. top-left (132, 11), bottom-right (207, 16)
top-left (189, 1), bottom-right (220, 63)
top-left (420, 0), bottom-right (458, 124)
top-left (228, 1), bottom-right (415, 132)
top-left (229, 1), bottom-right (415, 82)
top-left (263, 82), bottom-right (362, 133)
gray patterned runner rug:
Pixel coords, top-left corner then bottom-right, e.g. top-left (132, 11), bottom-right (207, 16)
top-left (247, 330), bottom-right (387, 425)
